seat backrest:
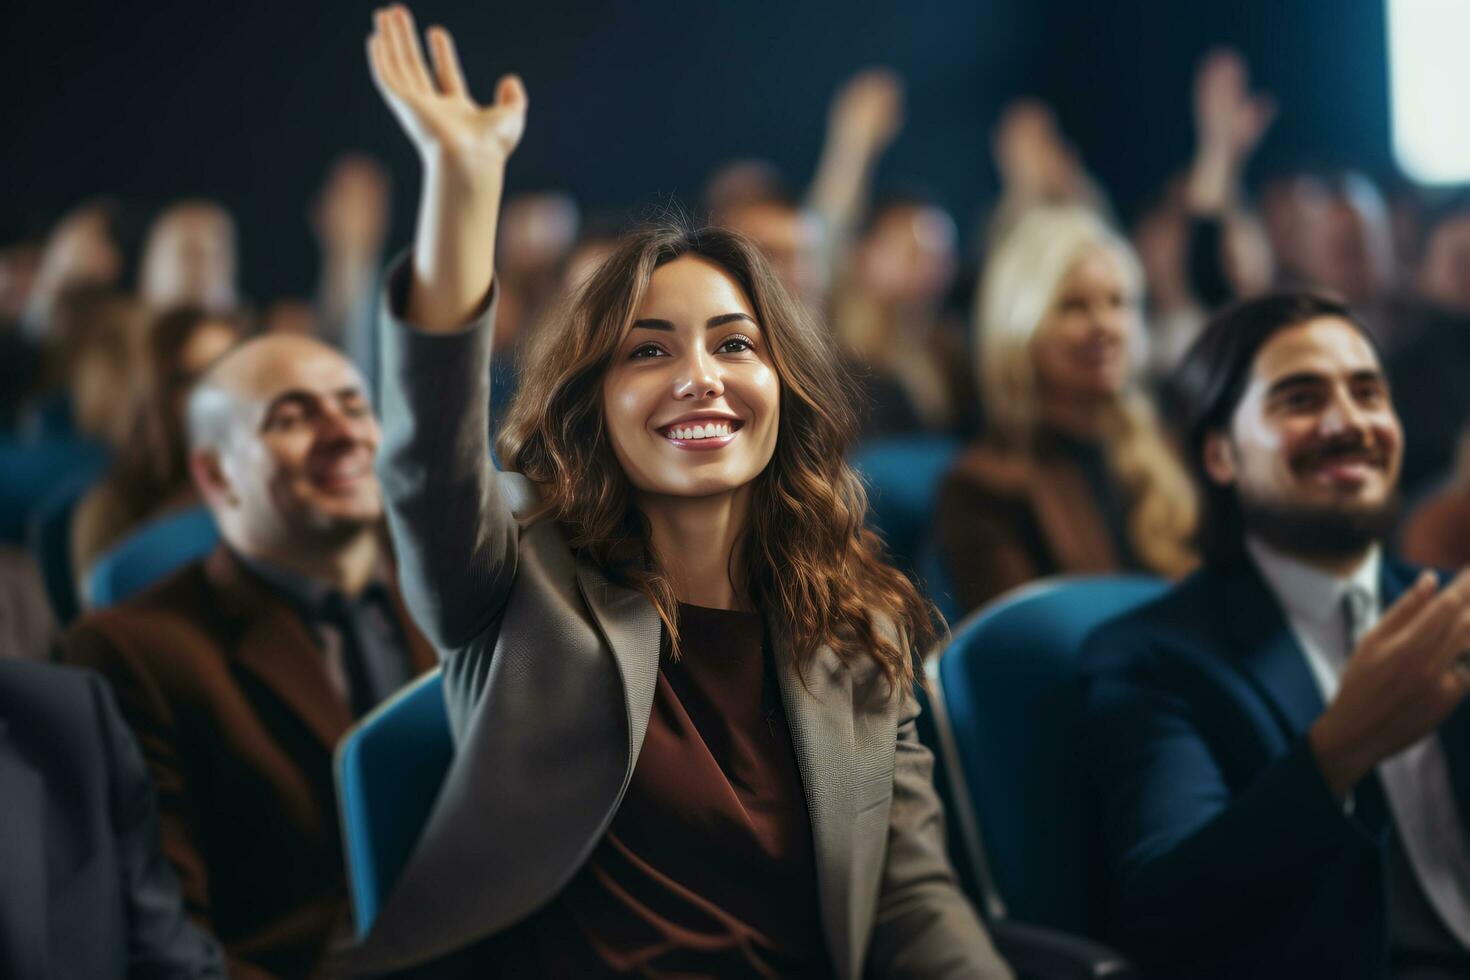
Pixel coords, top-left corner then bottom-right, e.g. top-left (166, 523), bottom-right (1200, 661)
top-left (937, 575), bottom-right (1168, 934)
top-left (335, 668), bottom-right (453, 939)
top-left (849, 436), bottom-right (962, 571)
top-left (26, 468), bottom-right (102, 625)
top-left (0, 438), bottom-right (107, 544)
top-left (85, 507), bottom-right (218, 608)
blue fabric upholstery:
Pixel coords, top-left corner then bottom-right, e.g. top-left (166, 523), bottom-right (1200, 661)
top-left (85, 507), bottom-right (218, 608)
top-left (937, 575), bottom-right (1168, 935)
top-left (849, 436), bottom-right (962, 572)
top-left (26, 469), bottom-right (102, 625)
top-left (0, 438), bottom-right (107, 544)
top-left (335, 669), bottom-right (452, 939)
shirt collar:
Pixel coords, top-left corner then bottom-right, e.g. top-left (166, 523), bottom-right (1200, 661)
top-left (1245, 536), bottom-right (1382, 627)
top-left (229, 546), bottom-right (387, 622)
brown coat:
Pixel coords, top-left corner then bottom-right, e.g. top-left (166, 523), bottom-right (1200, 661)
top-left (1401, 480), bottom-right (1470, 568)
top-left (61, 545), bottom-right (437, 980)
top-left (934, 442), bottom-right (1126, 617)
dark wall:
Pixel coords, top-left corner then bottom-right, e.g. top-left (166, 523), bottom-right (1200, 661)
top-left (1044, 0), bottom-right (1392, 222)
top-left (2, 0), bottom-right (1041, 301)
top-left (3, 0), bottom-right (1397, 301)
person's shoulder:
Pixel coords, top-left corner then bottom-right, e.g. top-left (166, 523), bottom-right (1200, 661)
top-left (62, 560), bottom-right (219, 669)
top-left (1080, 567), bottom-right (1224, 670)
top-left (0, 660), bottom-right (109, 738)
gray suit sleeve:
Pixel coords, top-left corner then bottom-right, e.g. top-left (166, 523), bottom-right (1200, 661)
top-left (375, 252), bottom-right (519, 655)
top-left (866, 691), bottom-right (1013, 979)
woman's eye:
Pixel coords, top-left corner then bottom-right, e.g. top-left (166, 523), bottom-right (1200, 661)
top-left (629, 343), bottom-right (666, 359)
top-left (717, 335), bottom-right (755, 354)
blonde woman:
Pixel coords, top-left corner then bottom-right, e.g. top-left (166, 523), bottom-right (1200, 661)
top-left (934, 205), bottom-right (1197, 615)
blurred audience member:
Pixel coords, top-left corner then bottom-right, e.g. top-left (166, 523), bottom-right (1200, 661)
top-left (1084, 292), bottom-right (1470, 978)
top-left (1135, 179), bottom-right (1205, 378)
top-left (139, 201), bottom-right (239, 315)
top-left (1295, 172), bottom-right (1398, 313)
top-left (1390, 195), bottom-right (1470, 501)
top-left (63, 334), bottom-right (437, 980)
top-left (986, 99), bottom-right (1111, 246)
top-left (0, 660), bottom-right (225, 979)
top-left (21, 200), bottom-right (129, 337)
top-left (1177, 50), bottom-right (1276, 327)
top-left (263, 297), bottom-right (319, 337)
top-left (833, 194), bottom-right (974, 438)
top-left (0, 545), bottom-right (56, 661)
top-left (1401, 428), bottom-right (1470, 569)
top-left (935, 205), bottom-right (1196, 615)
top-left (718, 191), bottom-right (826, 310)
top-left (26, 285), bottom-right (145, 445)
top-left (709, 68), bottom-right (903, 309)
top-left (71, 307), bottom-right (242, 592)
top-left (312, 153), bottom-right (390, 354)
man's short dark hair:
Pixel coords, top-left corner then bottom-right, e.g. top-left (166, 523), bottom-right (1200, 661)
top-left (1170, 291), bottom-right (1383, 564)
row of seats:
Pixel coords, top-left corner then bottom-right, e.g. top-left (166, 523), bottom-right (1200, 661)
top-left (337, 575), bottom-right (1166, 978)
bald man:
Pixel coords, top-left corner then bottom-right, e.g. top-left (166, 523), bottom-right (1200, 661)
top-left (62, 335), bottom-right (437, 980)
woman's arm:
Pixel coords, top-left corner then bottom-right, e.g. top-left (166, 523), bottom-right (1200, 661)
top-left (367, 5), bottom-right (527, 653)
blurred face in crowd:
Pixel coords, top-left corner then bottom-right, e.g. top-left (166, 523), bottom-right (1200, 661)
top-left (192, 336), bottom-right (382, 556)
top-left (721, 200), bottom-right (825, 309)
top-left (1294, 180), bottom-right (1395, 306)
top-left (499, 192), bottom-right (580, 283)
top-left (1417, 211), bottom-right (1470, 314)
top-left (1205, 317), bottom-right (1402, 557)
top-left (0, 242), bottom-right (41, 321)
top-left (141, 203), bottom-right (238, 314)
top-left (601, 255), bottom-right (780, 503)
top-left (857, 203), bottom-right (958, 308)
top-left (1031, 246), bottom-right (1138, 401)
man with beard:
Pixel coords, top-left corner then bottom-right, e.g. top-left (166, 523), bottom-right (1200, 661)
top-left (62, 335), bottom-right (438, 980)
top-left (1080, 293), bottom-right (1470, 979)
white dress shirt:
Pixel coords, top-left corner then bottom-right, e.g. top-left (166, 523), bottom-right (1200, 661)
top-left (1247, 538), bottom-right (1470, 952)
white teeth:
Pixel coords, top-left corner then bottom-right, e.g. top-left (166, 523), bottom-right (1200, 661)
top-left (666, 422), bottom-right (734, 441)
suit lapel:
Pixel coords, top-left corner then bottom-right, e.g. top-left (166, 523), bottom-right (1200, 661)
top-left (1221, 560), bottom-right (1325, 738)
top-left (574, 560), bottom-right (662, 765)
top-left (0, 722), bottom-right (47, 979)
top-left (773, 632), bottom-right (859, 980)
top-left (205, 548), bottom-right (354, 751)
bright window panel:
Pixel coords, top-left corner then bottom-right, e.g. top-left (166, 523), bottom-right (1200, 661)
top-left (1389, 0), bottom-right (1470, 184)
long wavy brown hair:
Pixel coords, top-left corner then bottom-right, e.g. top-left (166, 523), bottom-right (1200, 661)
top-left (497, 221), bottom-right (931, 690)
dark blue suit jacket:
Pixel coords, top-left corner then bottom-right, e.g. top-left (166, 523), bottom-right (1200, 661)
top-left (1080, 555), bottom-right (1470, 979)
top-left (0, 661), bottom-right (222, 980)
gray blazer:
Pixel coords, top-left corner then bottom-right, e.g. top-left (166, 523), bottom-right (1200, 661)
top-left (353, 259), bottom-right (1011, 979)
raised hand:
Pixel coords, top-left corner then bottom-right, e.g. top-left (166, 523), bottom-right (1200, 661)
top-left (827, 68), bottom-right (905, 159)
top-left (1193, 48), bottom-right (1275, 165)
top-left (367, 5), bottom-right (526, 170)
top-left (1309, 568), bottom-right (1470, 798)
top-left (365, 5), bottom-right (522, 332)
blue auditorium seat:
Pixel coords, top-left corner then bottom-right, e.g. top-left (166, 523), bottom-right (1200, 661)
top-left (935, 575), bottom-right (1168, 937)
top-left (85, 506), bottom-right (218, 608)
top-left (335, 669), bottom-right (452, 939)
top-left (0, 437), bottom-right (107, 544)
top-left (26, 468), bottom-right (102, 625)
top-left (849, 435), bottom-right (962, 573)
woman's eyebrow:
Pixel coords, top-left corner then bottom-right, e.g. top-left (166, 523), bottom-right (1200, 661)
top-left (630, 312), bottom-right (757, 332)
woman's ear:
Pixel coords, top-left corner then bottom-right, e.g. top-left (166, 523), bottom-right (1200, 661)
top-left (1201, 430), bottom-right (1238, 486)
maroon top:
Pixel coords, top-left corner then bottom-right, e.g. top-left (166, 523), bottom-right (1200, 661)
top-left (477, 602), bottom-right (833, 977)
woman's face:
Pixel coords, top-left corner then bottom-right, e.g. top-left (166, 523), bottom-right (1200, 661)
top-left (601, 255), bottom-right (781, 502)
top-left (1031, 247), bottom-right (1137, 400)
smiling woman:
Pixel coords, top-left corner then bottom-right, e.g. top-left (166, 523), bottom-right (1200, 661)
top-left (356, 4), bottom-right (1010, 977)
